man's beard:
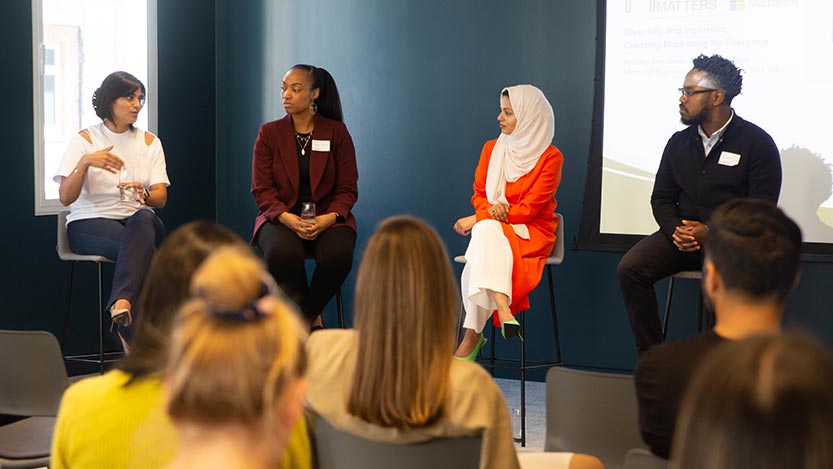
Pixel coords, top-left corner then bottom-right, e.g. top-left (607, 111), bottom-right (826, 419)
top-left (681, 106), bottom-right (709, 126)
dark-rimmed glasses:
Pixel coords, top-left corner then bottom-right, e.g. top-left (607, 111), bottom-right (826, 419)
top-left (678, 88), bottom-right (718, 98)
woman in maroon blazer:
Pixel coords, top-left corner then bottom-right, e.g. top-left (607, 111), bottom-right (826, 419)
top-left (251, 64), bottom-right (358, 330)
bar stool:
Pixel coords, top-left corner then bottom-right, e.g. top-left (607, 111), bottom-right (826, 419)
top-left (56, 211), bottom-right (120, 374)
top-left (454, 213), bottom-right (565, 446)
top-left (662, 270), bottom-right (704, 339)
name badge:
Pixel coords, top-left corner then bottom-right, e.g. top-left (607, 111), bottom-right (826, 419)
top-left (718, 151), bottom-right (741, 166)
top-left (312, 140), bottom-right (330, 152)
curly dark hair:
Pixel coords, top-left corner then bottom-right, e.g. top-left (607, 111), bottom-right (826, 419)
top-left (692, 54), bottom-right (743, 104)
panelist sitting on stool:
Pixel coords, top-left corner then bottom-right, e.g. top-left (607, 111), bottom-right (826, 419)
top-left (635, 198), bottom-right (802, 459)
top-left (251, 64), bottom-right (358, 332)
top-left (55, 71), bottom-right (169, 348)
top-left (453, 84), bottom-right (563, 359)
top-left (617, 54), bottom-right (781, 354)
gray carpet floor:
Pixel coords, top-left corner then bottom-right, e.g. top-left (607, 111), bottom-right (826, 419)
top-left (495, 378), bottom-right (546, 452)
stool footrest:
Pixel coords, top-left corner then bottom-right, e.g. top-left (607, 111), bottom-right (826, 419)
top-left (64, 351), bottom-right (123, 365)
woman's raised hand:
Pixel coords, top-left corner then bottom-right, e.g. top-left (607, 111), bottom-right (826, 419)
top-left (81, 145), bottom-right (124, 173)
top-left (488, 204), bottom-right (510, 223)
top-left (454, 215), bottom-right (477, 236)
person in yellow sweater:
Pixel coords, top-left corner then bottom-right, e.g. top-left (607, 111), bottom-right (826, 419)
top-left (163, 246), bottom-right (308, 469)
top-left (51, 222), bottom-right (312, 469)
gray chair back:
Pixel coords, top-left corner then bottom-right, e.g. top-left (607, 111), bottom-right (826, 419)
top-left (548, 212), bottom-right (565, 265)
top-left (0, 330), bottom-right (69, 416)
top-left (313, 415), bottom-right (481, 469)
top-left (623, 448), bottom-right (668, 469)
top-left (56, 211), bottom-right (111, 262)
top-left (545, 367), bottom-right (645, 469)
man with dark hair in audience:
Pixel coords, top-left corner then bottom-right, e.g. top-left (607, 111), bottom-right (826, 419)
top-left (634, 198), bottom-right (802, 459)
top-left (618, 54), bottom-right (782, 354)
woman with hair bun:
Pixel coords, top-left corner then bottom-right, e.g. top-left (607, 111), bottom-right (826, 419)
top-left (165, 246), bottom-right (309, 469)
top-left (54, 71), bottom-right (170, 345)
top-left (251, 64), bottom-right (358, 331)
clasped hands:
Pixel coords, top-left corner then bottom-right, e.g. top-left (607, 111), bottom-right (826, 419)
top-left (453, 204), bottom-right (509, 236)
top-left (672, 220), bottom-right (708, 252)
top-left (280, 212), bottom-right (337, 240)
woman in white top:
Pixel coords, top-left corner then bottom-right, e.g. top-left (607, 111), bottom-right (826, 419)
top-left (55, 71), bottom-right (170, 347)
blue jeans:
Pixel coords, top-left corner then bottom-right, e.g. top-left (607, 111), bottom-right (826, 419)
top-left (67, 209), bottom-right (165, 327)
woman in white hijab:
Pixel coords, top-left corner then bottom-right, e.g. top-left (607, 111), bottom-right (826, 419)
top-left (453, 85), bottom-right (563, 359)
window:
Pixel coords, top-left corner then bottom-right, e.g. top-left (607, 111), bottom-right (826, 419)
top-left (33, 0), bottom-right (157, 214)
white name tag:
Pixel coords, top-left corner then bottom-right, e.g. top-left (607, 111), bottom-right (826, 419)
top-left (718, 151), bottom-right (741, 166)
top-left (312, 140), bottom-right (330, 152)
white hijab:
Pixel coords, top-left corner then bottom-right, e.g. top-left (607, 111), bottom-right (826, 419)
top-left (485, 84), bottom-right (555, 206)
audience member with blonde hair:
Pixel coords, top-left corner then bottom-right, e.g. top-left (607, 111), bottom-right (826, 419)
top-left (165, 246), bottom-right (308, 469)
top-left (51, 222), bottom-right (243, 469)
top-left (51, 222), bottom-right (312, 469)
top-left (304, 216), bottom-right (601, 469)
top-left (672, 333), bottom-right (833, 469)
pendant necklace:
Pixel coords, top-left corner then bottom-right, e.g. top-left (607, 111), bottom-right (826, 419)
top-left (296, 132), bottom-right (312, 156)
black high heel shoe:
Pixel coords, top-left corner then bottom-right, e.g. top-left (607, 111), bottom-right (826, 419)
top-left (501, 318), bottom-right (523, 341)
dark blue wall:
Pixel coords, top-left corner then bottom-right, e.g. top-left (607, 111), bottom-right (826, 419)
top-left (214, 0), bottom-right (833, 374)
top-left (0, 1), bottom-right (216, 353)
top-left (213, 0), bottom-right (640, 371)
top-left (4, 0), bottom-right (831, 372)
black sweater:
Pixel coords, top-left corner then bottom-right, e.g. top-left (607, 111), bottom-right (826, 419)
top-left (650, 113), bottom-right (781, 239)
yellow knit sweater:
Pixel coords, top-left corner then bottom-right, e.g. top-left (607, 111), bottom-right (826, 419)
top-left (51, 370), bottom-right (311, 469)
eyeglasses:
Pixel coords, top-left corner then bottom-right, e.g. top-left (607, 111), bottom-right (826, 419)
top-left (121, 94), bottom-right (146, 105)
top-left (678, 88), bottom-right (718, 98)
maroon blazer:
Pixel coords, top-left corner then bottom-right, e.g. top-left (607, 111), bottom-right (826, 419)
top-left (251, 114), bottom-right (358, 243)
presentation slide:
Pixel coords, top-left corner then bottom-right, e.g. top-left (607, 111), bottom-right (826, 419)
top-left (600, 0), bottom-right (833, 243)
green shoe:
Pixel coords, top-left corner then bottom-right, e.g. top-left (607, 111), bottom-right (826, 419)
top-left (459, 335), bottom-right (487, 362)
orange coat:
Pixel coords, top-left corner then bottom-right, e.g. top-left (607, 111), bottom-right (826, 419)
top-left (471, 139), bottom-right (563, 322)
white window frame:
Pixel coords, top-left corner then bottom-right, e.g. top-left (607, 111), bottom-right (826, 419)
top-left (32, 0), bottom-right (158, 215)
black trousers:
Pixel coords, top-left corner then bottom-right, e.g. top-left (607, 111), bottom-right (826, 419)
top-left (617, 231), bottom-right (706, 354)
top-left (257, 222), bottom-right (356, 324)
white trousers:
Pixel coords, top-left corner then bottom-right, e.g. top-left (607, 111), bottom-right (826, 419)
top-left (461, 220), bottom-right (514, 333)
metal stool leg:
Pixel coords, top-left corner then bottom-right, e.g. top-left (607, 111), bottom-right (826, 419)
top-left (662, 276), bottom-right (676, 339)
top-left (61, 262), bottom-right (75, 354)
top-left (488, 322), bottom-right (496, 378)
top-left (520, 310), bottom-right (526, 447)
top-left (336, 287), bottom-right (345, 328)
top-left (97, 262), bottom-right (104, 374)
top-left (546, 265), bottom-right (561, 365)
top-left (696, 289), bottom-right (704, 333)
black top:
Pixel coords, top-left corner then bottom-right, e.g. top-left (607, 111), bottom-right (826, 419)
top-left (291, 132), bottom-right (312, 216)
top-left (650, 113), bottom-right (782, 240)
top-left (634, 330), bottom-right (727, 458)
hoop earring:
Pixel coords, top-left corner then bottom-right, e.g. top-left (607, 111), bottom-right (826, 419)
top-left (310, 101), bottom-right (318, 116)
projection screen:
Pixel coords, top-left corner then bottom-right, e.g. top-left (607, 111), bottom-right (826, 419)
top-left (577, 0), bottom-right (833, 260)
